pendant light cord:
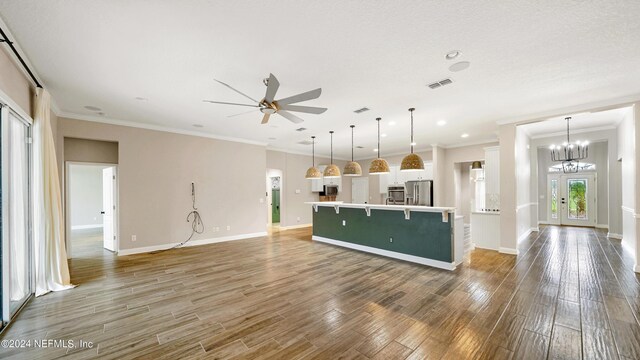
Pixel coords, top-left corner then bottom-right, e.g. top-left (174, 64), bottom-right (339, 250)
top-left (350, 125), bottom-right (355, 161)
top-left (151, 183), bottom-right (204, 253)
top-left (311, 136), bottom-right (316, 167)
top-left (330, 131), bottom-right (334, 163)
top-left (566, 117), bottom-right (570, 144)
top-left (376, 117), bottom-right (381, 158)
top-left (409, 108), bottom-right (415, 153)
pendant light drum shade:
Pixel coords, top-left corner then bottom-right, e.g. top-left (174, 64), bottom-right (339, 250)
top-left (344, 161), bottom-right (362, 176)
top-left (305, 136), bottom-right (322, 179)
top-left (369, 117), bottom-right (391, 175)
top-left (343, 125), bottom-right (363, 176)
top-left (400, 153), bottom-right (424, 171)
top-left (323, 131), bottom-right (341, 178)
top-left (400, 108), bottom-right (425, 171)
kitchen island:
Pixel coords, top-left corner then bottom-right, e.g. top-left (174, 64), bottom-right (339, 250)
top-left (307, 202), bottom-right (464, 270)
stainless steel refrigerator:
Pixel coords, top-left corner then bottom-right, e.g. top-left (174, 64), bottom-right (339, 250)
top-left (405, 180), bottom-right (433, 206)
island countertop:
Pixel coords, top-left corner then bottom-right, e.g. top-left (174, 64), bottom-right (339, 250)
top-left (305, 201), bottom-right (456, 213)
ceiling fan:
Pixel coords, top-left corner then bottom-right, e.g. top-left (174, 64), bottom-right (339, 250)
top-left (203, 73), bottom-right (327, 124)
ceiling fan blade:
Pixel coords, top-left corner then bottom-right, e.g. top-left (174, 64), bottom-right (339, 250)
top-left (202, 100), bottom-right (259, 108)
top-left (261, 113), bottom-right (271, 124)
top-left (275, 88), bottom-right (322, 106)
top-left (278, 110), bottom-right (304, 124)
top-left (278, 105), bottom-right (327, 114)
top-left (213, 79), bottom-right (259, 103)
top-left (227, 109), bottom-right (259, 118)
top-left (264, 73), bottom-right (280, 103)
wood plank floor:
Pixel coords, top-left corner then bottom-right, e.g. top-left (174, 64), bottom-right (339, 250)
top-left (1, 225), bottom-right (640, 359)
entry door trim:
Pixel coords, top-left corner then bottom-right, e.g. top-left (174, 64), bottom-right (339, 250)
top-left (547, 172), bottom-right (597, 227)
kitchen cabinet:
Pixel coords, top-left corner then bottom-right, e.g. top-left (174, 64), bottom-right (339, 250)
top-left (312, 165), bottom-right (342, 191)
top-left (311, 177), bottom-right (323, 192)
top-left (484, 147), bottom-right (500, 209)
top-left (403, 162), bottom-right (433, 181)
top-left (378, 162), bottom-right (433, 193)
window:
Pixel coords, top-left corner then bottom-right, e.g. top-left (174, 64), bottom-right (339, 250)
top-left (550, 179), bottom-right (558, 219)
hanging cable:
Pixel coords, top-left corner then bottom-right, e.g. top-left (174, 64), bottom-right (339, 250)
top-left (151, 182), bottom-right (204, 253)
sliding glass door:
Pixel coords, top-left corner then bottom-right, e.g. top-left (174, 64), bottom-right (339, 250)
top-left (1, 104), bottom-right (33, 329)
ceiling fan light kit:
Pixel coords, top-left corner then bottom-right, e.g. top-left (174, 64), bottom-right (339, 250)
top-left (343, 125), bottom-right (362, 176)
top-left (400, 108), bottom-right (425, 172)
top-left (369, 117), bottom-right (391, 175)
top-left (203, 73), bottom-right (327, 125)
top-left (305, 136), bottom-right (322, 179)
top-left (323, 131), bottom-right (341, 178)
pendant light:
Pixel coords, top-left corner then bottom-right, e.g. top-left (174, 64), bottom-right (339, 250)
top-left (549, 116), bottom-right (589, 173)
top-left (305, 136), bottom-right (322, 179)
top-left (369, 117), bottom-right (390, 175)
top-left (471, 161), bottom-right (483, 170)
top-left (343, 125), bottom-right (362, 176)
top-left (323, 131), bottom-right (341, 178)
top-left (400, 107), bottom-right (425, 172)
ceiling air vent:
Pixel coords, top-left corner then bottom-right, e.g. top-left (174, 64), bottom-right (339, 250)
top-left (354, 107), bottom-right (370, 114)
top-left (295, 127), bottom-right (307, 132)
top-left (428, 78), bottom-right (453, 89)
top-left (356, 146), bottom-right (365, 149)
top-left (297, 140), bottom-right (313, 145)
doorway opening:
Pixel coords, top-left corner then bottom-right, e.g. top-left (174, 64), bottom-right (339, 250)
top-left (547, 172), bottom-right (596, 227)
top-left (65, 162), bottom-right (118, 257)
top-left (266, 169), bottom-right (283, 231)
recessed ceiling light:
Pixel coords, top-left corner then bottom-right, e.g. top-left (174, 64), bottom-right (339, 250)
top-left (268, 137), bottom-right (277, 140)
top-left (449, 61), bottom-right (471, 72)
top-left (437, 120), bottom-right (447, 126)
top-left (461, 133), bottom-right (469, 138)
top-left (356, 146), bottom-right (365, 149)
top-left (373, 148), bottom-right (379, 152)
top-left (410, 142), bottom-right (417, 146)
top-left (446, 50), bottom-right (461, 60)
top-left (97, 112), bottom-right (105, 116)
top-left (389, 121), bottom-right (396, 126)
top-left (270, 125), bottom-right (279, 128)
top-left (381, 133), bottom-right (387, 137)
top-left (192, 124), bottom-right (204, 128)
top-left (84, 105), bottom-right (101, 111)
top-left (135, 97), bottom-right (148, 101)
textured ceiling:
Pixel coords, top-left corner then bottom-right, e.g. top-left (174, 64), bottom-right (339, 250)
top-left (1, 1), bottom-right (640, 159)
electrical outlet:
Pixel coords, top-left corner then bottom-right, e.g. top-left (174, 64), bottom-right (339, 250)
top-left (131, 235), bottom-right (137, 242)
top-left (297, 217), bottom-right (300, 222)
top-left (259, 198), bottom-right (264, 203)
top-left (389, 237), bottom-right (393, 243)
top-left (342, 220), bottom-right (346, 226)
top-left (226, 225), bottom-right (231, 231)
top-left (295, 189), bottom-right (301, 194)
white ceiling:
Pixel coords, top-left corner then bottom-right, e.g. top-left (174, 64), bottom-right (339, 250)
top-left (2, 1), bottom-right (640, 159)
top-left (519, 107), bottom-right (629, 138)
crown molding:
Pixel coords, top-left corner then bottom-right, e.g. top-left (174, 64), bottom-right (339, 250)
top-left (495, 96), bottom-right (640, 126)
top-left (443, 139), bottom-right (499, 149)
top-left (56, 110), bottom-right (269, 146)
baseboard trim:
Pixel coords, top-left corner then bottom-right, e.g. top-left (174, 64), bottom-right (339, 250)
top-left (118, 231), bottom-right (268, 256)
top-left (595, 224), bottom-right (609, 229)
top-left (607, 232), bottom-right (623, 240)
top-left (279, 224), bottom-right (312, 230)
top-left (635, 264), bottom-right (640, 273)
top-left (474, 244), bottom-right (499, 252)
top-left (517, 228), bottom-right (533, 244)
top-left (530, 227), bottom-right (539, 232)
top-left (312, 235), bottom-right (456, 271)
top-left (71, 224), bottom-right (103, 230)
top-left (499, 247), bottom-right (519, 255)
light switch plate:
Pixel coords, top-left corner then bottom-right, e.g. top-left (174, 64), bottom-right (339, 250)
top-left (295, 189), bottom-right (301, 194)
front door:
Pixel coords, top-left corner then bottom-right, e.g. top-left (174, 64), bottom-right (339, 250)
top-left (271, 189), bottom-right (280, 223)
top-left (547, 173), bottom-right (596, 227)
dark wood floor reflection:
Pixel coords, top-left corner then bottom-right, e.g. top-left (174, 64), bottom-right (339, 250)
top-left (1, 226), bottom-right (639, 359)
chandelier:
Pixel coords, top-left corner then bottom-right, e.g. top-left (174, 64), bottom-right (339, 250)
top-left (549, 117), bottom-right (588, 173)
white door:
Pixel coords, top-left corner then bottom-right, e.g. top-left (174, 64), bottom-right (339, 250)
top-left (102, 167), bottom-right (116, 251)
top-left (351, 177), bottom-right (369, 204)
top-left (547, 173), bottom-right (596, 227)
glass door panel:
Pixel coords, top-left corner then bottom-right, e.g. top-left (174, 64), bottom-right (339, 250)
top-left (548, 173), bottom-right (595, 227)
top-left (2, 108), bottom-right (33, 325)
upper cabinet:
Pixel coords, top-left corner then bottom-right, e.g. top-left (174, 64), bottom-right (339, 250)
top-left (484, 147), bottom-right (500, 208)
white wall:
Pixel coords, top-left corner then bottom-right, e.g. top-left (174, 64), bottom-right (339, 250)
top-left (515, 127), bottom-right (533, 242)
top-left (68, 164), bottom-right (109, 229)
top-left (617, 106), bottom-right (636, 263)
